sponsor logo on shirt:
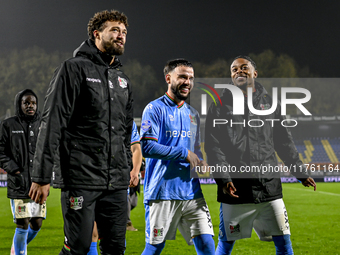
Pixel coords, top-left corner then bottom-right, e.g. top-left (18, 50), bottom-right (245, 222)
top-left (12, 130), bottom-right (24, 133)
top-left (86, 78), bottom-right (102, 83)
top-left (141, 120), bottom-right (152, 132)
top-left (169, 115), bottom-right (174, 121)
top-left (118, 76), bottom-right (128, 88)
top-left (69, 196), bottom-right (84, 210)
top-left (109, 80), bottom-right (114, 89)
top-left (146, 104), bottom-right (153, 110)
top-left (166, 130), bottom-right (194, 139)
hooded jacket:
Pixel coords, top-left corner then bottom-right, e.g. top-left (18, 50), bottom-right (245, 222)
top-left (0, 89), bottom-right (41, 199)
top-left (31, 39), bottom-right (133, 190)
top-left (205, 82), bottom-right (309, 204)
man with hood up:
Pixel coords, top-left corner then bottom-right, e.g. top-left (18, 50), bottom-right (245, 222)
top-left (0, 89), bottom-right (44, 255)
top-left (29, 9), bottom-right (134, 255)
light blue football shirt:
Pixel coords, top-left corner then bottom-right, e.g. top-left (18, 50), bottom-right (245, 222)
top-left (140, 93), bottom-right (203, 204)
top-left (131, 121), bottom-right (140, 145)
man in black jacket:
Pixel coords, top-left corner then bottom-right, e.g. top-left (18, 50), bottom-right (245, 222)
top-left (205, 56), bottom-right (316, 255)
top-left (29, 9), bottom-right (134, 255)
top-left (0, 89), bottom-right (45, 255)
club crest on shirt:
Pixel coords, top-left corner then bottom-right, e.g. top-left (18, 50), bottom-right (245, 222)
top-left (69, 196), bottom-right (84, 210)
top-left (118, 76), bottom-right (128, 88)
top-left (141, 120), bottom-right (152, 132)
top-left (189, 114), bottom-right (197, 125)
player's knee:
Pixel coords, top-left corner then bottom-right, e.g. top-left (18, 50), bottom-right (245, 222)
top-left (30, 217), bottom-right (43, 230)
top-left (142, 242), bottom-right (165, 255)
top-left (216, 240), bottom-right (235, 255)
top-left (273, 235), bottom-right (293, 255)
top-left (16, 218), bottom-right (30, 229)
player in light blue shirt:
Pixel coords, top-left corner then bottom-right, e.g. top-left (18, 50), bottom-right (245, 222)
top-left (140, 59), bottom-right (215, 255)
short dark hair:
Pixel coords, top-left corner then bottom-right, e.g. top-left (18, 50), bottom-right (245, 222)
top-left (163, 59), bottom-right (193, 76)
top-left (88, 9), bottom-right (128, 41)
top-left (233, 55), bottom-right (257, 70)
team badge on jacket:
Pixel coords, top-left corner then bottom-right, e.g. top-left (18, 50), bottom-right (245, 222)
top-left (118, 76), bottom-right (128, 88)
top-left (69, 196), bottom-right (84, 210)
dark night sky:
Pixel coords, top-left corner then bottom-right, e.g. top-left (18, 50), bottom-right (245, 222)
top-left (1, 0), bottom-right (339, 77)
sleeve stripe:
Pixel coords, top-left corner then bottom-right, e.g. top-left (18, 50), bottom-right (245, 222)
top-left (131, 141), bottom-right (140, 145)
top-left (141, 137), bottom-right (158, 141)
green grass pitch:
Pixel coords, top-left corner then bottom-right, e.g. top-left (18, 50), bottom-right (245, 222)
top-left (1, 183), bottom-right (339, 254)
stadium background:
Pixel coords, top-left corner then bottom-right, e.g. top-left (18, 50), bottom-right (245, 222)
top-left (1, 80), bottom-right (340, 254)
top-left (1, 1), bottom-right (340, 253)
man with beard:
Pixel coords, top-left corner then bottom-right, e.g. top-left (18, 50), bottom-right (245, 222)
top-left (29, 10), bottom-right (134, 255)
top-left (0, 89), bottom-right (44, 255)
top-left (140, 59), bottom-right (215, 255)
top-left (205, 56), bottom-right (316, 254)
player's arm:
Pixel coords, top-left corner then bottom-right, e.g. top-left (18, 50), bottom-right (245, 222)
top-left (141, 139), bottom-right (188, 161)
top-left (30, 62), bottom-right (80, 203)
top-left (140, 103), bottom-right (189, 163)
top-left (130, 142), bottom-right (142, 187)
top-left (142, 140), bottom-right (203, 170)
top-left (0, 122), bottom-right (21, 174)
top-left (124, 78), bottom-right (134, 169)
top-left (204, 102), bottom-right (233, 186)
top-left (192, 111), bottom-right (209, 170)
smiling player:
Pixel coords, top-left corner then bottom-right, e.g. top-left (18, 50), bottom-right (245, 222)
top-left (140, 59), bottom-right (215, 255)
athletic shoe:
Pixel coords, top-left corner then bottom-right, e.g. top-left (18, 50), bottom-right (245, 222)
top-left (126, 222), bottom-right (138, 231)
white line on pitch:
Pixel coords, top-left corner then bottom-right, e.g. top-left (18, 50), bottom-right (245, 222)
top-left (284, 187), bottom-right (340, 197)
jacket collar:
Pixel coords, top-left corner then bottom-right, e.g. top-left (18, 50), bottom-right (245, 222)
top-left (73, 39), bottom-right (122, 68)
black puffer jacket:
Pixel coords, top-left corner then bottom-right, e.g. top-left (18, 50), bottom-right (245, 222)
top-left (32, 39), bottom-right (133, 190)
top-left (0, 89), bottom-right (41, 198)
top-left (205, 82), bottom-right (309, 204)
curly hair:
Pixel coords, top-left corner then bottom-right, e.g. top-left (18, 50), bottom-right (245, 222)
top-left (88, 9), bottom-right (128, 41)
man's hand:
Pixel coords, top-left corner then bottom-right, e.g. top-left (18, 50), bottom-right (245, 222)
top-left (186, 150), bottom-right (201, 170)
top-left (197, 160), bottom-right (210, 173)
top-left (29, 182), bottom-right (50, 205)
top-left (129, 168), bottom-right (139, 187)
top-left (222, 182), bottom-right (239, 198)
top-left (302, 177), bottom-right (317, 191)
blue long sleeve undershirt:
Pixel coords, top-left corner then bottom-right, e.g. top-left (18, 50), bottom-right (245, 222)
top-left (141, 139), bottom-right (188, 161)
